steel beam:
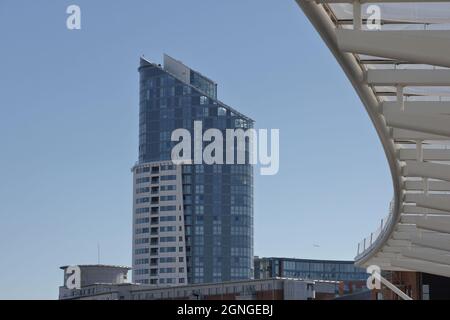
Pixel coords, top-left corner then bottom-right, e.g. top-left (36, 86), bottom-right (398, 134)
top-left (385, 112), bottom-right (450, 138)
top-left (368, 69), bottom-right (450, 87)
top-left (404, 161), bottom-right (450, 182)
top-left (336, 30), bottom-right (450, 68)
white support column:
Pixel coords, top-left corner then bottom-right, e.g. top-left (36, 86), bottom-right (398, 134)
top-left (415, 140), bottom-right (429, 197)
top-left (424, 178), bottom-right (429, 196)
top-left (397, 85), bottom-right (405, 111)
top-left (416, 141), bottom-right (423, 162)
top-left (353, 1), bottom-right (361, 30)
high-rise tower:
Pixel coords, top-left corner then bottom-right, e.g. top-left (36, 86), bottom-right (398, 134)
top-left (132, 55), bottom-right (254, 286)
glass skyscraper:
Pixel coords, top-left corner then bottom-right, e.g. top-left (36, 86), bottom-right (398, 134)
top-left (132, 55), bottom-right (254, 286)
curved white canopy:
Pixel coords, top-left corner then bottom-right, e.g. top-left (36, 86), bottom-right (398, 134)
top-left (297, 0), bottom-right (450, 277)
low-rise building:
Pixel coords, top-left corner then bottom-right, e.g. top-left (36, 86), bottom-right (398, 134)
top-left (254, 257), bottom-right (368, 295)
top-left (59, 265), bottom-right (131, 300)
top-left (58, 264), bottom-right (340, 300)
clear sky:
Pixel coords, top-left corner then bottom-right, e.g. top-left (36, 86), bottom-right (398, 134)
top-left (0, 0), bottom-right (392, 299)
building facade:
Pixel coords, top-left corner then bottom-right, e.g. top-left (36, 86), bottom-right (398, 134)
top-left (370, 270), bottom-right (450, 300)
top-left (59, 265), bottom-right (339, 300)
top-left (59, 265), bottom-right (130, 300)
top-left (132, 55), bottom-right (254, 286)
top-left (254, 257), bottom-right (368, 294)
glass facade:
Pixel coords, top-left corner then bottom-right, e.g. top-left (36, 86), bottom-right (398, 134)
top-left (137, 57), bottom-right (254, 284)
top-left (254, 257), bottom-right (367, 282)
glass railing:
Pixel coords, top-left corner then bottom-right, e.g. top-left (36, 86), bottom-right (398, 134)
top-left (356, 201), bottom-right (394, 258)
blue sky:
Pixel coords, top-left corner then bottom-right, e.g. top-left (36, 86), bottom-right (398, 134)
top-left (0, 0), bottom-right (391, 299)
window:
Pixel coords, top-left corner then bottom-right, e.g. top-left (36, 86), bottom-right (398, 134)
top-left (160, 216), bottom-right (176, 222)
top-left (160, 268), bottom-right (176, 274)
top-left (161, 175), bottom-right (177, 181)
top-left (161, 185), bottom-right (176, 191)
top-left (183, 195), bottom-right (192, 204)
top-left (135, 248), bottom-right (149, 255)
top-left (161, 164), bottom-right (175, 171)
top-left (195, 206), bottom-right (204, 215)
top-left (135, 207), bottom-right (150, 214)
top-left (182, 175), bottom-right (192, 184)
top-left (135, 258), bottom-right (149, 265)
top-left (183, 86), bottom-right (191, 95)
top-left (195, 165), bottom-right (204, 173)
top-left (136, 177), bottom-right (150, 184)
top-left (136, 167), bottom-right (151, 174)
top-left (195, 226), bottom-right (204, 235)
top-left (195, 195), bottom-right (204, 204)
top-left (182, 185), bottom-right (191, 194)
top-left (160, 226), bottom-right (176, 232)
top-left (200, 96), bottom-right (208, 105)
top-left (135, 238), bottom-right (149, 244)
top-left (195, 185), bottom-right (204, 194)
top-left (136, 197), bottom-right (150, 204)
top-left (160, 195), bottom-right (176, 201)
top-left (194, 267), bottom-right (204, 277)
top-left (218, 107), bottom-right (227, 116)
top-left (136, 187), bottom-right (150, 194)
top-left (160, 205), bottom-right (177, 212)
top-left (135, 228), bottom-right (149, 234)
top-left (160, 236), bottom-right (176, 243)
top-left (213, 224), bottom-right (221, 235)
top-left (135, 269), bottom-right (149, 275)
top-left (135, 217), bottom-right (150, 224)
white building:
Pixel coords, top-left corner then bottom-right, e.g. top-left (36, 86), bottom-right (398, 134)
top-left (59, 265), bottom-right (339, 300)
top-left (132, 161), bottom-right (188, 286)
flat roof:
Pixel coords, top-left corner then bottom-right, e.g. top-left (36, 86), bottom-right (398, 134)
top-left (129, 277), bottom-right (320, 294)
top-left (60, 264), bottom-right (131, 270)
top-left (256, 257), bottom-right (358, 264)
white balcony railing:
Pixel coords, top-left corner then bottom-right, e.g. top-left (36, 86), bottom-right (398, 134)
top-left (356, 202), bottom-right (394, 258)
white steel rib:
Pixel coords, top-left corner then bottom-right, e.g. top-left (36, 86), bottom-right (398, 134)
top-left (296, 0), bottom-right (450, 276)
